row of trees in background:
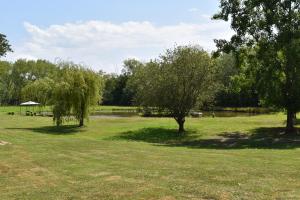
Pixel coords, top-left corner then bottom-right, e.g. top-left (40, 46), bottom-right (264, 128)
top-left (0, 40), bottom-right (104, 127)
top-left (0, 45), bottom-right (253, 132)
top-left (0, 60), bottom-right (58, 105)
top-left (101, 59), bottom-right (142, 106)
top-left (0, 48), bottom-right (260, 111)
top-left (102, 53), bottom-right (259, 108)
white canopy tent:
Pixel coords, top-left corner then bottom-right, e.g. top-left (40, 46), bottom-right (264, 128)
top-left (20, 101), bottom-right (40, 106)
top-left (20, 101), bottom-right (41, 115)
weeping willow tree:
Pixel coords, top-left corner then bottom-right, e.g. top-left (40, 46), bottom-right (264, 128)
top-left (52, 81), bottom-right (73, 126)
top-left (52, 63), bottom-right (103, 127)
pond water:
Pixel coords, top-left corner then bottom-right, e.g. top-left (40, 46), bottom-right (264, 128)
top-left (90, 111), bottom-right (264, 118)
top-left (201, 111), bottom-right (262, 118)
top-left (91, 112), bottom-right (138, 118)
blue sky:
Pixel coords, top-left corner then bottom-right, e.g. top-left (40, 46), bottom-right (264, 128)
top-left (1, 0), bottom-right (232, 72)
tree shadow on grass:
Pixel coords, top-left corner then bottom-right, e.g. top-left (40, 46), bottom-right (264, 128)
top-left (110, 128), bottom-right (198, 144)
top-left (111, 127), bottom-right (300, 149)
top-left (6, 125), bottom-right (84, 135)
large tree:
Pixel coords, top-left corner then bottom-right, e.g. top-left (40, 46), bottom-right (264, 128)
top-left (0, 33), bottom-right (12, 57)
top-left (52, 63), bottom-right (103, 127)
top-left (132, 46), bottom-right (216, 133)
top-left (0, 34), bottom-right (12, 105)
top-left (214, 0), bottom-right (300, 133)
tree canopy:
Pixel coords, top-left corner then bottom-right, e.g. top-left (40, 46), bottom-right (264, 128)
top-left (0, 59), bottom-right (58, 105)
top-left (16, 61), bottom-right (104, 127)
top-left (21, 77), bottom-right (54, 106)
top-left (0, 33), bottom-right (12, 57)
top-left (52, 63), bottom-right (104, 127)
top-left (132, 46), bottom-right (216, 133)
top-left (214, 0), bottom-right (300, 133)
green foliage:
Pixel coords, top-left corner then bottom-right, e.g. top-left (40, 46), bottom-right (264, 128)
top-left (132, 45), bottom-right (217, 132)
top-left (0, 58), bottom-right (104, 127)
top-left (122, 58), bottom-right (143, 76)
top-left (0, 59), bottom-right (57, 105)
top-left (52, 63), bottom-right (104, 126)
top-left (102, 59), bottom-right (143, 106)
top-left (0, 61), bottom-right (13, 105)
top-left (102, 74), bottom-right (118, 105)
top-left (214, 53), bottom-right (259, 107)
top-left (0, 33), bottom-right (12, 57)
top-left (52, 81), bottom-right (73, 126)
top-left (214, 0), bottom-right (300, 133)
top-left (21, 77), bottom-right (54, 105)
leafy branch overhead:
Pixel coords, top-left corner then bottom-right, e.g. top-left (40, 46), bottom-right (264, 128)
top-left (0, 33), bottom-right (12, 57)
top-left (213, 0), bottom-right (300, 133)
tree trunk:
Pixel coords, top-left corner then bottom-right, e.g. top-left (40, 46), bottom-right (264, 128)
top-left (79, 113), bottom-right (84, 127)
top-left (79, 103), bottom-right (85, 127)
top-left (56, 120), bottom-right (61, 127)
top-left (286, 109), bottom-right (295, 134)
top-left (175, 117), bottom-right (185, 133)
top-left (55, 117), bottom-right (62, 127)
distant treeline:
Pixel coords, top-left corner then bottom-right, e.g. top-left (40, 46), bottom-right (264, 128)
top-left (0, 60), bottom-right (58, 105)
top-left (101, 54), bottom-right (259, 108)
top-left (0, 53), bottom-right (259, 108)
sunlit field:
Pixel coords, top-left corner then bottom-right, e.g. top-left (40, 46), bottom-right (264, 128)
top-left (1, 111), bottom-right (300, 199)
top-left (0, 105), bottom-right (137, 113)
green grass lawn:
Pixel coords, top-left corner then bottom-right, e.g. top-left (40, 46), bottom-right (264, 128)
top-left (0, 105), bottom-right (136, 114)
top-left (1, 113), bottom-right (300, 199)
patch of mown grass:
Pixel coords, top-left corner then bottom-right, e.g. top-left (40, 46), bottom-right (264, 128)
top-left (0, 105), bottom-right (136, 114)
top-left (1, 113), bottom-right (300, 199)
top-left (111, 127), bottom-right (300, 149)
top-left (6, 125), bottom-right (83, 135)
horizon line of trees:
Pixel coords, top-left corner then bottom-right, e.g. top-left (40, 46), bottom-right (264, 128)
top-left (102, 53), bottom-right (260, 109)
top-left (0, 54), bottom-right (260, 108)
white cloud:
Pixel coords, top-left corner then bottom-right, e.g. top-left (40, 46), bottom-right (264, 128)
top-left (6, 20), bottom-right (233, 73)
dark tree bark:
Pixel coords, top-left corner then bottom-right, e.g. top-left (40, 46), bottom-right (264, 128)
top-left (285, 42), bottom-right (296, 135)
top-left (79, 102), bottom-right (85, 127)
top-left (55, 117), bottom-right (62, 127)
top-left (79, 117), bottom-right (84, 127)
top-left (175, 116), bottom-right (185, 133)
top-left (286, 109), bottom-right (295, 134)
